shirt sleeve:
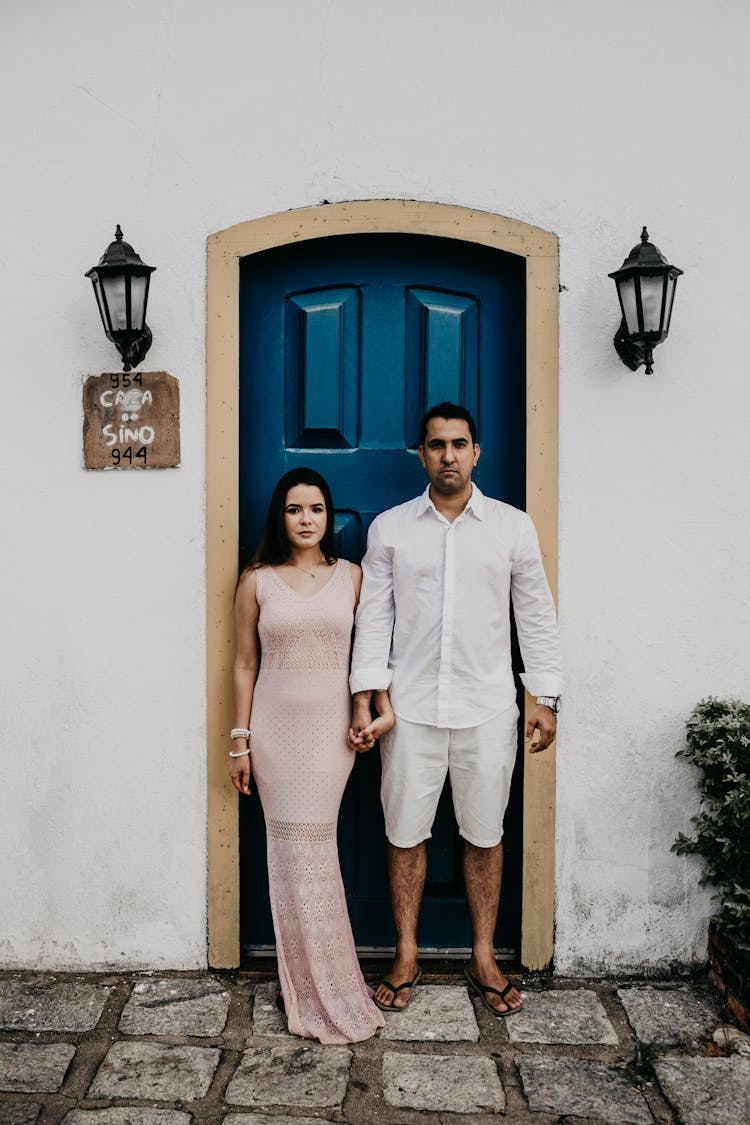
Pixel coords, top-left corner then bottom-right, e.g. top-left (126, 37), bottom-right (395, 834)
top-left (511, 514), bottom-right (565, 698)
top-left (349, 517), bottom-right (395, 693)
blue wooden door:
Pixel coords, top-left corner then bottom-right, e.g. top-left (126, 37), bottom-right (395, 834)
top-left (239, 233), bottom-right (526, 956)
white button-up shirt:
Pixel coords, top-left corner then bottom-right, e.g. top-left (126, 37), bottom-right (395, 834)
top-left (350, 484), bottom-right (564, 728)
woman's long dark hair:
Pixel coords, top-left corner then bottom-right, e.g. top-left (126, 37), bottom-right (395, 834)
top-left (250, 467), bottom-right (338, 568)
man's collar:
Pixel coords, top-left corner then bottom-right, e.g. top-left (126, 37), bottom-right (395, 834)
top-left (467, 483), bottom-right (485, 519)
top-left (417, 482), bottom-right (485, 520)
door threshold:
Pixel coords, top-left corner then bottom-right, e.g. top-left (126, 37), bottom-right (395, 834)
top-left (240, 947), bottom-right (521, 977)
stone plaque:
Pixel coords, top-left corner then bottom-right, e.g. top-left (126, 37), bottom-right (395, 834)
top-left (83, 371), bottom-right (180, 470)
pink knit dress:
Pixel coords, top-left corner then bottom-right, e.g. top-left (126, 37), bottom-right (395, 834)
top-left (250, 560), bottom-right (384, 1044)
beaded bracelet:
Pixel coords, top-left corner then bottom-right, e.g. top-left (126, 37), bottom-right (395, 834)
top-left (228, 748), bottom-right (251, 758)
top-left (230, 727), bottom-right (251, 739)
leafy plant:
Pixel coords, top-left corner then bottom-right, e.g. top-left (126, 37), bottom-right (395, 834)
top-left (672, 697), bottom-right (750, 940)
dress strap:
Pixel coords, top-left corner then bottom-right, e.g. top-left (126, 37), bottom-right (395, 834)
top-left (336, 558), bottom-right (356, 602)
top-left (339, 557), bottom-right (351, 591)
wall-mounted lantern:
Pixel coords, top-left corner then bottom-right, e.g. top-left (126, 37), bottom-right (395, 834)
top-left (609, 227), bottom-right (683, 374)
top-left (85, 226), bottom-right (156, 372)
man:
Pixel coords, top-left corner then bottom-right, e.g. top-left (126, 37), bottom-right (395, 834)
top-left (349, 402), bottom-right (563, 1016)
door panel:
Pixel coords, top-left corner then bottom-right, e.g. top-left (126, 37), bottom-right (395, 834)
top-left (285, 287), bottom-right (360, 448)
top-left (405, 288), bottom-right (479, 423)
top-left (239, 233), bottom-right (525, 955)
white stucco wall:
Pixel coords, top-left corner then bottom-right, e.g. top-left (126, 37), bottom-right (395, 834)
top-left (1, 0), bottom-right (747, 971)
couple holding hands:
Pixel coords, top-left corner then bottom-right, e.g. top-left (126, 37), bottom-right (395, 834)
top-left (230, 402), bottom-right (563, 1044)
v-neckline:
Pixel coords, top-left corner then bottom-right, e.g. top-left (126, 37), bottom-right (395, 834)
top-left (268, 558), bottom-right (340, 601)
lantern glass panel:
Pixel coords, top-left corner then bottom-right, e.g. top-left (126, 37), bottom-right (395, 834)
top-left (101, 274), bottom-right (128, 332)
top-left (619, 276), bottom-right (639, 335)
top-left (663, 275), bottom-right (677, 335)
top-left (640, 274), bottom-right (666, 335)
top-left (129, 275), bottom-right (148, 330)
top-left (90, 275), bottom-right (110, 333)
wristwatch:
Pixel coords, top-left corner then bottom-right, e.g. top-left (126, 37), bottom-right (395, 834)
top-left (536, 696), bottom-right (561, 713)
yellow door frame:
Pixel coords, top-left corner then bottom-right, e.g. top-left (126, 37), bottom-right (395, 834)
top-left (206, 200), bottom-right (559, 970)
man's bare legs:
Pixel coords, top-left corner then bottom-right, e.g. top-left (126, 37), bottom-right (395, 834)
top-left (376, 839), bottom-right (521, 1013)
top-left (374, 842), bottom-right (426, 1008)
top-left (463, 840), bottom-right (522, 1013)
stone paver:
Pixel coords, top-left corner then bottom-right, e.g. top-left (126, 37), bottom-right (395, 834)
top-left (506, 988), bottom-right (619, 1044)
top-left (382, 1050), bottom-right (505, 1113)
top-left (0, 1103), bottom-right (41, 1124)
top-left (119, 977), bottom-right (230, 1036)
top-left (63, 1112), bottom-right (191, 1124)
top-left (380, 983), bottom-right (480, 1041)
top-left (517, 1055), bottom-right (652, 1123)
top-left (0, 981), bottom-right (111, 1032)
top-left (224, 1117), bottom-right (332, 1125)
top-left (251, 983), bottom-right (290, 1038)
top-left (653, 1056), bottom-right (750, 1125)
top-left (618, 984), bottom-right (722, 1047)
top-left (0, 1043), bottom-right (76, 1093)
top-left (225, 1044), bottom-right (352, 1109)
top-left (89, 1042), bottom-right (220, 1101)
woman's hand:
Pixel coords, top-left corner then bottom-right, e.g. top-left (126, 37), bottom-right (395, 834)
top-left (355, 712), bottom-right (394, 750)
top-left (229, 750), bottom-right (253, 795)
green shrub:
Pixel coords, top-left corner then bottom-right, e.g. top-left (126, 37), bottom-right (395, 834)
top-left (672, 697), bottom-right (750, 940)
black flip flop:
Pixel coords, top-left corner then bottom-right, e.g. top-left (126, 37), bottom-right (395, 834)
top-left (464, 966), bottom-right (522, 1017)
top-left (373, 967), bottom-right (422, 1011)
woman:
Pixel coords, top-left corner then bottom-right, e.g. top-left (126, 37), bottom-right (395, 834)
top-left (230, 467), bottom-right (392, 1044)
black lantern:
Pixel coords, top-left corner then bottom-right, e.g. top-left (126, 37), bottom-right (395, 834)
top-left (609, 227), bottom-right (683, 374)
top-left (85, 225), bottom-right (156, 371)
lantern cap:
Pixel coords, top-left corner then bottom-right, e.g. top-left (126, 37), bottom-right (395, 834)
top-left (609, 226), bottom-right (683, 281)
top-left (85, 225), bottom-right (156, 279)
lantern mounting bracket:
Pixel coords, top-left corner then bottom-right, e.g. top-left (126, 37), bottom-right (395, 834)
top-left (613, 318), bottom-right (653, 374)
top-left (119, 325), bottom-right (153, 372)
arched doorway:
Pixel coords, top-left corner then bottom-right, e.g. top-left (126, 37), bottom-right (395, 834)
top-left (207, 201), bottom-right (559, 970)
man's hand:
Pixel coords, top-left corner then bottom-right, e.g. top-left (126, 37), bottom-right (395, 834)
top-left (525, 704), bottom-right (557, 753)
top-left (348, 691), bottom-right (373, 752)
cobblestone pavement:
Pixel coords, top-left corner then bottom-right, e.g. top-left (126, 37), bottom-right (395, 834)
top-left (0, 970), bottom-right (748, 1124)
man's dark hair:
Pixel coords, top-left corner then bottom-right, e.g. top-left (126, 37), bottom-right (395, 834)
top-left (418, 402), bottom-right (477, 446)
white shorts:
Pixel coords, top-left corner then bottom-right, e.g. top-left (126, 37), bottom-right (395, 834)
top-left (379, 708), bottom-right (519, 849)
